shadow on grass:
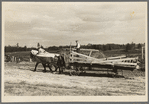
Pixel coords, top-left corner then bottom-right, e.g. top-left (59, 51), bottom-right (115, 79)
top-left (29, 68), bottom-right (125, 78)
top-left (29, 68), bottom-right (143, 79)
top-left (30, 69), bottom-right (54, 73)
top-left (58, 70), bottom-right (125, 78)
top-left (80, 72), bottom-right (125, 78)
top-left (28, 67), bottom-right (126, 78)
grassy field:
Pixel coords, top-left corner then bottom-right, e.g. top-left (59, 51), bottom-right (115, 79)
top-left (4, 62), bottom-right (145, 96)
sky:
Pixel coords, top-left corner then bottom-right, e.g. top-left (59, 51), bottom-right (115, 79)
top-left (3, 2), bottom-right (147, 47)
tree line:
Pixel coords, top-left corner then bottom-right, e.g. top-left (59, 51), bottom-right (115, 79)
top-left (5, 42), bottom-right (144, 53)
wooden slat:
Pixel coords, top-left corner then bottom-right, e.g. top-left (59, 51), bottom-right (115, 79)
top-left (107, 55), bottom-right (126, 60)
top-left (71, 51), bottom-right (106, 60)
top-left (104, 62), bottom-right (137, 66)
top-left (69, 60), bottom-right (91, 63)
top-left (79, 49), bottom-right (99, 51)
top-left (94, 57), bottom-right (138, 63)
top-left (70, 59), bottom-right (137, 66)
top-left (114, 62), bottom-right (137, 66)
top-left (70, 57), bottom-right (87, 60)
top-left (89, 51), bottom-right (92, 57)
top-left (70, 57), bottom-right (138, 65)
top-left (70, 56), bottom-right (106, 63)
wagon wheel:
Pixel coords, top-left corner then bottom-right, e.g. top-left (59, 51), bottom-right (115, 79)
top-left (70, 66), bottom-right (78, 76)
top-left (70, 70), bottom-right (77, 76)
top-left (78, 66), bottom-right (86, 75)
top-left (69, 64), bottom-right (82, 76)
top-left (76, 66), bottom-right (82, 76)
top-left (112, 68), bottom-right (125, 78)
top-left (112, 67), bottom-right (119, 78)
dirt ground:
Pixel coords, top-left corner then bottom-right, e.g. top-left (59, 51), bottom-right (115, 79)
top-left (4, 62), bottom-right (145, 96)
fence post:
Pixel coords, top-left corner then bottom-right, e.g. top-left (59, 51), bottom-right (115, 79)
top-left (14, 57), bottom-right (16, 62)
top-left (30, 58), bottom-right (32, 62)
top-left (11, 56), bottom-right (13, 62)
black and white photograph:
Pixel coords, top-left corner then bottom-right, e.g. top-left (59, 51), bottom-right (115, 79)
top-left (2, 2), bottom-right (148, 102)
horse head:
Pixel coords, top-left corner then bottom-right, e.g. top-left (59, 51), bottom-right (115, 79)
top-left (30, 50), bottom-right (38, 59)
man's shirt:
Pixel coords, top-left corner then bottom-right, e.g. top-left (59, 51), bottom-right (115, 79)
top-left (76, 43), bottom-right (80, 49)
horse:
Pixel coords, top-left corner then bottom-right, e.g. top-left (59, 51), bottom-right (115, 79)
top-left (30, 50), bottom-right (65, 73)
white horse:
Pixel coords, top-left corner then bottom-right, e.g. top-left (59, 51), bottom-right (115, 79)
top-left (30, 50), bottom-right (65, 73)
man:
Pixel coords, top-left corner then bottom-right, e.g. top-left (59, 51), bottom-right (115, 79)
top-left (37, 45), bottom-right (45, 54)
top-left (75, 40), bottom-right (80, 52)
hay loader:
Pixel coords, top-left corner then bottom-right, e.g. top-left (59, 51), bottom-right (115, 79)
top-left (68, 49), bottom-right (140, 77)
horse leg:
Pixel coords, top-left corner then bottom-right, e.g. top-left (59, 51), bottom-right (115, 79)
top-left (59, 65), bottom-right (64, 74)
top-left (48, 64), bottom-right (51, 71)
top-left (48, 64), bottom-right (54, 72)
top-left (55, 66), bottom-right (58, 72)
top-left (34, 62), bottom-right (39, 71)
top-left (58, 66), bottom-right (61, 74)
top-left (42, 63), bottom-right (47, 72)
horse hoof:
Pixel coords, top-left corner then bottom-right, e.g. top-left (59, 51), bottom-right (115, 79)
top-left (42, 70), bottom-right (47, 72)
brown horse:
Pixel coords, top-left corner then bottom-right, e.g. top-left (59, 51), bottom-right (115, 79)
top-left (30, 50), bottom-right (65, 73)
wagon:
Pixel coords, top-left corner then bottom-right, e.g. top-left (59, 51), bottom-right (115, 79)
top-left (68, 49), bottom-right (139, 77)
